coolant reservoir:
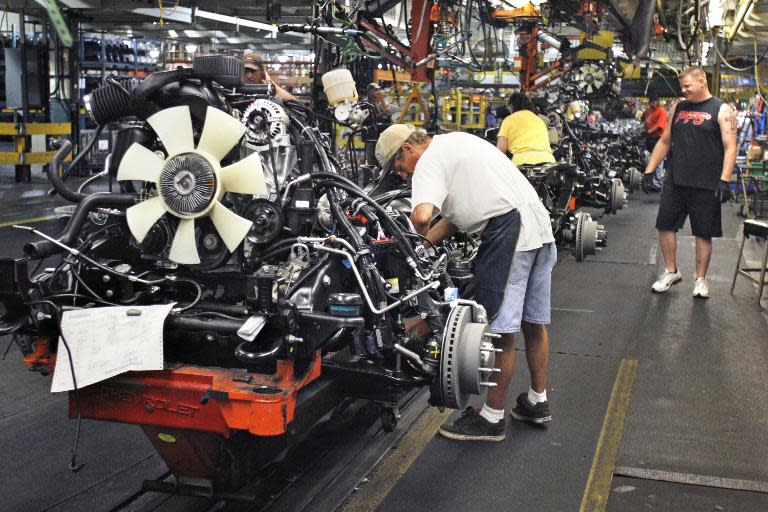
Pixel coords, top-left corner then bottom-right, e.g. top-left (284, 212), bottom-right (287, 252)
top-left (322, 68), bottom-right (358, 106)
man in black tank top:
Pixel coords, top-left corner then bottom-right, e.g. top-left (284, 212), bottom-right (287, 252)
top-left (643, 66), bottom-right (737, 298)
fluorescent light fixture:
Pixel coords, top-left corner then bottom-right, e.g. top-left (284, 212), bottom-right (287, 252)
top-left (168, 30), bottom-right (179, 38)
top-left (195, 9), bottom-right (277, 34)
top-left (185, 43), bottom-right (198, 54)
top-left (132, 6), bottom-right (277, 35)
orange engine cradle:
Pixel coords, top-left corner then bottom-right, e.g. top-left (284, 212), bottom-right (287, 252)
top-left (66, 352), bottom-right (329, 487)
top-left (69, 351), bottom-right (322, 438)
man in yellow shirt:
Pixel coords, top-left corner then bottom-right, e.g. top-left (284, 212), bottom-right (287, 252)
top-left (496, 92), bottom-right (556, 166)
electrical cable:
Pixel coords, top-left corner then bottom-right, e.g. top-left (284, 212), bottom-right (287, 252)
top-left (30, 300), bottom-right (85, 472)
top-left (70, 264), bottom-right (122, 306)
top-left (712, 36), bottom-right (768, 72)
top-left (172, 277), bottom-right (203, 312)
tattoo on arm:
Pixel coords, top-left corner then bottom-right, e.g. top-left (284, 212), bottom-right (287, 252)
top-left (722, 105), bottom-right (738, 135)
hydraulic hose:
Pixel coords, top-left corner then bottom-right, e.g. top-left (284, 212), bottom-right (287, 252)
top-left (24, 191), bottom-right (136, 259)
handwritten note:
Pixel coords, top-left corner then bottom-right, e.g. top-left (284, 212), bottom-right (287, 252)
top-left (50, 303), bottom-right (175, 393)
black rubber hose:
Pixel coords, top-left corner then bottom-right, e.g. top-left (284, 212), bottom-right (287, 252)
top-left (130, 67), bottom-right (188, 118)
top-left (313, 176), bottom-right (422, 266)
top-left (235, 338), bottom-right (283, 362)
top-left (166, 315), bottom-right (245, 334)
top-left (48, 126), bottom-right (106, 199)
top-left (24, 192), bottom-right (137, 259)
top-left (47, 140), bottom-right (86, 203)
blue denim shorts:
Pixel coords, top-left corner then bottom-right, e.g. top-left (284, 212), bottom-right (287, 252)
top-left (489, 242), bottom-right (557, 334)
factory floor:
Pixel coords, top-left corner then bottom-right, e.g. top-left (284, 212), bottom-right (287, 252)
top-left (1, 173), bottom-right (767, 512)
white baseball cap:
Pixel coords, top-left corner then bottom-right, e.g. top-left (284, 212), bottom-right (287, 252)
top-left (375, 123), bottom-right (417, 172)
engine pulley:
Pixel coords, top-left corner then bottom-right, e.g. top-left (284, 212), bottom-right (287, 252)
top-left (245, 198), bottom-right (284, 244)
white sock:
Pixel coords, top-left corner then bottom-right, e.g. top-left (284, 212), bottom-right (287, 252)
top-left (479, 404), bottom-right (505, 424)
top-left (528, 387), bottom-right (547, 404)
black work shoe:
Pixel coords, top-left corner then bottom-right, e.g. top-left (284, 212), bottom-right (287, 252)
top-left (438, 407), bottom-right (506, 441)
top-left (510, 393), bottom-right (552, 424)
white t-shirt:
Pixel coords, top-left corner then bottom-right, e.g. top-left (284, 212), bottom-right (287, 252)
top-left (411, 132), bottom-right (555, 251)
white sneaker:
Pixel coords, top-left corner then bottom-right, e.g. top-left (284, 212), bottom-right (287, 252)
top-left (692, 277), bottom-right (710, 299)
top-left (652, 269), bottom-right (682, 293)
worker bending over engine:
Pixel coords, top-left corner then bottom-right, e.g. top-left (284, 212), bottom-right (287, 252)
top-left (376, 124), bottom-right (556, 441)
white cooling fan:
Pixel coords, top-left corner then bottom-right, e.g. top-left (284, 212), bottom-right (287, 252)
top-left (117, 105), bottom-right (267, 264)
top-left (576, 63), bottom-right (606, 95)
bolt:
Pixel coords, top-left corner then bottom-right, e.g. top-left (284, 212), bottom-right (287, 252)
top-left (102, 274), bottom-right (111, 283)
top-left (322, 275), bottom-right (331, 286)
top-left (35, 312), bottom-right (52, 320)
top-left (206, 335), bottom-right (215, 342)
top-left (145, 403), bottom-right (155, 413)
top-left (105, 289), bottom-right (114, 298)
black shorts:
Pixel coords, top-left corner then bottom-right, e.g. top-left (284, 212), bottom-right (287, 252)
top-left (645, 136), bottom-right (660, 153)
top-left (655, 183), bottom-right (722, 238)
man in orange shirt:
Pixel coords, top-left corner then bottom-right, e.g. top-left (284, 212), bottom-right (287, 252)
top-left (642, 93), bottom-right (667, 191)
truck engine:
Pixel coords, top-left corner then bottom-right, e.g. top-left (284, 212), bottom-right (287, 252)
top-left (0, 56), bottom-right (498, 493)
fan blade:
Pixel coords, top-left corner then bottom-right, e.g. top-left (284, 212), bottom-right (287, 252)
top-left (586, 84), bottom-right (593, 94)
top-left (197, 107), bottom-right (247, 161)
top-left (579, 65), bottom-right (588, 74)
top-left (126, 196), bottom-right (166, 243)
top-left (209, 201), bottom-right (253, 253)
top-left (147, 106), bottom-right (194, 156)
top-left (219, 153), bottom-right (268, 195)
top-left (168, 218), bottom-right (201, 264)
top-left (117, 143), bottom-right (164, 183)
top-left (593, 80), bottom-right (604, 89)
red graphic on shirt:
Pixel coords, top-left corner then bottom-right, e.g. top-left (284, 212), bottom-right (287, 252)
top-left (674, 111), bottom-right (712, 126)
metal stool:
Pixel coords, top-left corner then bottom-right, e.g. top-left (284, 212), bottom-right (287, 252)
top-left (730, 219), bottom-right (768, 305)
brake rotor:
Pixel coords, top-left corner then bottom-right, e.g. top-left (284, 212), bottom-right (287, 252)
top-left (437, 305), bottom-right (497, 409)
top-left (574, 212), bottom-right (598, 262)
top-left (628, 168), bottom-right (642, 192)
top-left (608, 178), bottom-right (624, 214)
top-left (615, 180), bottom-right (627, 210)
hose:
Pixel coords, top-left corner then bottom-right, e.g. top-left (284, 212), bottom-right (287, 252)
top-left (312, 175), bottom-right (423, 266)
top-left (23, 192), bottom-right (136, 258)
top-left (47, 140), bottom-right (87, 203)
top-left (235, 338), bottom-right (283, 362)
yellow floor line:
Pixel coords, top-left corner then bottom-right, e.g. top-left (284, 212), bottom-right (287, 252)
top-left (0, 215), bottom-right (57, 228)
top-left (342, 407), bottom-right (451, 512)
top-left (579, 358), bottom-right (638, 512)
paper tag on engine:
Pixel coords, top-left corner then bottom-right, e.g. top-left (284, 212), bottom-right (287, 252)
top-left (50, 303), bottom-right (174, 393)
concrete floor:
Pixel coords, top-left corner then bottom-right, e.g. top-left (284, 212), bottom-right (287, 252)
top-left (0, 184), bottom-right (767, 512)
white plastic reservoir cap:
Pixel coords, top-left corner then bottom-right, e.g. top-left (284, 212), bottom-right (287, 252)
top-left (322, 68), bottom-right (358, 106)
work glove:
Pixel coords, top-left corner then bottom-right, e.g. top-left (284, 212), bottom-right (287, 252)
top-left (641, 172), bottom-right (655, 194)
top-left (714, 180), bottom-right (732, 203)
